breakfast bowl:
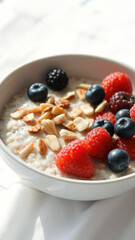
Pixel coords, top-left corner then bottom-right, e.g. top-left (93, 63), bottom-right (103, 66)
top-left (0, 54), bottom-right (135, 201)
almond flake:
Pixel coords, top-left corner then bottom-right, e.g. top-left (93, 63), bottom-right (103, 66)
top-left (37, 138), bottom-right (47, 155)
top-left (80, 104), bottom-right (94, 116)
top-left (60, 129), bottom-right (77, 140)
top-left (77, 83), bottom-right (91, 90)
top-left (23, 113), bottom-right (34, 123)
top-left (54, 98), bottom-right (70, 108)
top-left (68, 107), bottom-right (82, 119)
top-left (38, 111), bottom-right (53, 123)
top-left (40, 103), bottom-right (54, 113)
top-left (53, 114), bottom-right (67, 125)
top-left (74, 117), bottom-right (89, 132)
top-left (87, 118), bottom-right (94, 130)
top-left (51, 106), bottom-right (66, 115)
top-left (18, 142), bottom-right (34, 158)
top-left (28, 124), bottom-right (41, 133)
top-left (10, 107), bottom-right (26, 119)
top-left (47, 95), bottom-right (55, 104)
top-left (45, 135), bottom-right (61, 152)
top-left (76, 88), bottom-right (86, 101)
top-left (26, 106), bottom-right (41, 114)
top-left (62, 120), bottom-right (75, 131)
top-left (63, 91), bottom-right (75, 100)
top-left (95, 100), bottom-right (108, 113)
top-left (41, 119), bottom-right (57, 136)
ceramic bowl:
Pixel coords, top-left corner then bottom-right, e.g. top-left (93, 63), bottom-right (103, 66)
top-left (0, 55), bottom-right (135, 201)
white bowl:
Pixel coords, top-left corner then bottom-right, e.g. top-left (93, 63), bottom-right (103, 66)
top-left (0, 54), bottom-right (135, 201)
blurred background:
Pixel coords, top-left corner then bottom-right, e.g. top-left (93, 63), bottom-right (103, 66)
top-left (0, 0), bottom-right (135, 79)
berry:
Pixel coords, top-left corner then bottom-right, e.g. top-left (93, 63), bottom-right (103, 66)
top-left (130, 104), bottom-right (135, 121)
top-left (115, 109), bottom-right (130, 121)
top-left (94, 111), bottom-right (115, 125)
top-left (107, 149), bottom-right (130, 173)
top-left (27, 82), bottom-right (48, 102)
top-left (85, 127), bottom-right (114, 160)
top-left (115, 137), bottom-right (135, 161)
top-left (85, 84), bottom-right (105, 105)
top-left (101, 72), bottom-right (132, 101)
top-left (91, 119), bottom-right (114, 136)
top-left (55, 140), bottom-right (94, 179)
top-left (46, 68), bottom-right (68, 91)
top-left (114, 117), bottom-right (135, 139)
top-left (109, 91), bottom-right (135, 114)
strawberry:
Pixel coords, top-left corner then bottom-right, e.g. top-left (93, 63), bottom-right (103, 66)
top-left (115, 137), bottom-right (135, 161)
top-left (55, 140), bottom-right (94, 178)
top-left (130, 104), bottom-right (135, 121)
top-left (94, 111), bottom-right (115, 125)
top-left (101, 72), bottom-right (132, 101)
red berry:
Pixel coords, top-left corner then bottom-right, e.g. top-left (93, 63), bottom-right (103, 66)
top-left (115, 137), bottom-right (135, 161)
top-left (55, 140), bottom-right (94, 178)
top-left (85, 127), bottom-right (114, 160)
top-left (94, 111), bottom-right (115, 125)
top-left (130, 104), bottom-right (135, 121)
top-left (109, 91), bottom-right (135, 113)
top-left (101, 72), bottom-right (132, 101)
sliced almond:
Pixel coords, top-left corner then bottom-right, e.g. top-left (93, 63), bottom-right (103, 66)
top-left (10, 107), bottom-right (26, 119)
top-left (68, 107), bottom-right (82, 120)
top-left (18, 142), bottom-right (34, 158)
top-left (37, 138), bottom-right (47, 155)
top-left (62, 120), bottom-right (75, 131)
top-left (38, 111), bottom-right (53, 123)
top-left (74, 117), bottom-right (89, 132)
top-left (54, 98), bottom-right (70, 108)
top-left (60, 129), bottom-right (77, 140)
top-left (23, 113), bottom-right (34, 123)
top-left (95, 100), bottom-right (108, 113)
top-left (51, 106), bottom-right (66, 115)
top-left (53, 114), bottom-right (67, 125)
top-left (41, 119), bottom-right (57, 136)
top-left (28, 124), bottom-right (41, 133)
top-left (26, 106), bottom-right (41, 114)
top-left (63, 91), bottom-right (75, 100)
top-left (77, 83), bottom-right (91, 90)
top-left (45, 135), bottom-right (61, 152)
top-left (76, 88), bottom-right (86, 101)
top-left (47, 95), bottom-right (55, 104)
top-left (87, 118), bottom-right (94, 130)
top-left (40, 103), bottom-right (54, 113)
top-left (80, 104), bottom-right (94, 116)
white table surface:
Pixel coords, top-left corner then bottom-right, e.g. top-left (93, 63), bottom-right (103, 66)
top-left (0, 0), bottom-right (135, 239)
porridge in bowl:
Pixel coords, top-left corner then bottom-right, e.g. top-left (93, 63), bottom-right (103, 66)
top-left (0, 68), bottom-right (135, 180)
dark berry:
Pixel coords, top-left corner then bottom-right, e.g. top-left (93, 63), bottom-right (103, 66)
top-left (114, 117), bottom-right (135, 139)
top-left (46, 68), bottom-right (68, 91)
top-left (115, 109), bottom-right (130, 121)
top-left (109, 91), bottom-right (135, 113)
top-left (107, 149), bottom-right (130, 173)
top-left (27, 82), bottom-right (48, 102)
top-left (91, 119), bottom-right (114, 136)
top-left (85, 84), bottom-right (105, 105)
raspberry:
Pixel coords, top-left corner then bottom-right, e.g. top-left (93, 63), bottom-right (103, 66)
top-left (94, 111), bottom-right (115, 125)
top-left (101, 72), bottom-right (132, 101)
top-left (85, 127), bottom-right (114, 160)
top-left (55, 140), bottom-right (94, 178)
top-left (115, 137), bottom-right (135, 160)
top-left (130, 104), bottom-right (135, 121)
top-left (109, 91), bottom-right (135, 113)
top-left (46, 68), bottom-right (68, 91)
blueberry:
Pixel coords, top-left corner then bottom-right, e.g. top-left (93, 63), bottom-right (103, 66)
top-left (107, 149), bottom-right (130, 173)
top-left (91, 119), bottom-right (114, 136)
top-left (85, 84), bottom-right (105, 105)
top-left (115, 109), bottom-right (130, 121)
top-left (27, 82), bottom-right (48, 102)
top-left (114, 117), bottom-right (135, 139)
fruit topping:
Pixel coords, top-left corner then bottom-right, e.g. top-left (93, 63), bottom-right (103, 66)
top-left (115, 109), bottom-right (130, 121)
top-left (55, 140), bottom-right (94, 178)
top-left (114, 117), bottom-right (135, 139)
top-left (130, 104), bottom-right (135, 121)
top-left (91, 119), bottom-right (114, 136)
top-left (27, 83), bottom-right (48, 102)
top-left (85, 84), bottom-right (105, 106)
top-left (107, 149), bottom-right (130, 173)
top-left (115, 137), bottom-right (135, 161)
top-left (101, 72), bottom-right (132, 101)
top-left (109, 91), bottom-right (135, 113)
top-left (46, 68), bottom-right (68, 91)
top-left (94, 111), bottom-right (115, 125)
top-left (85, 127), bottom-right (114, 160)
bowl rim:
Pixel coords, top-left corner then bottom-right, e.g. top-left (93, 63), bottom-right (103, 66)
top-left (0, 54), bottom-right (135, 185)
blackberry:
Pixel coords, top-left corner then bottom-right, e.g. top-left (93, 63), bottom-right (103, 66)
top-left (46, 68), bottom-right (68, 91)
top-left (109, 91), bottom-right (135, 113)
